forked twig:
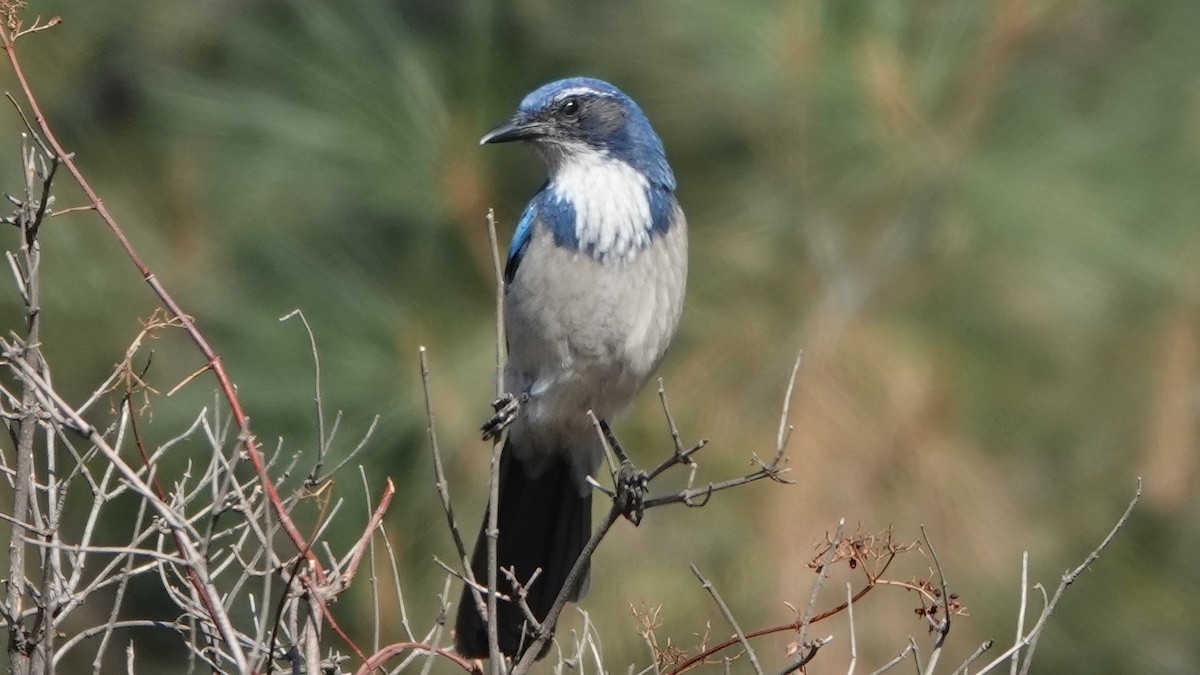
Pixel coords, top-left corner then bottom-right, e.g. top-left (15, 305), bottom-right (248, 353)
top-left (976, 479), bottom-right (1142, 674)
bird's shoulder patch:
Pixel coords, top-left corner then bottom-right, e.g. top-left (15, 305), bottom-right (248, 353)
top-left (648, 184), bottom-right (675, 237)
top-left (505, 185), bottom-right (577, 283)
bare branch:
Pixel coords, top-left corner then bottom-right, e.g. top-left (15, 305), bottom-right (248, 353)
top-left (0, 15), bottom-right (324, 580)
top-left (919, 525), bottom-right (949, 672)
top-left (846, 583), bottom-right (857, 675)
top-left (950, 640), bottom-right (994, 675)
top-left (691, 564), bottom-right (763, 675)
top-left (484, 208), bottom-right (507, 672)
top-left (976, 479), bottom-right (1142, 674)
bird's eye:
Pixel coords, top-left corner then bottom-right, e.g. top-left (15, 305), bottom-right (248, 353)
top-left (560, 97), bottom-right (580, 118)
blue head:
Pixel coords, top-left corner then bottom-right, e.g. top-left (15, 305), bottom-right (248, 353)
top-left (485, 78), bottom-right (681, 267)
top-left (481, 77), bottom-right (675, 191)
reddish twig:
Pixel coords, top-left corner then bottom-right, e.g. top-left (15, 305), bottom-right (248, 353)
top-left (124, 397), bottom-right (229, 654)
top-left (354, 641), bottom-right (478, 674)
top-left (302, 574), bottom-right (370, 666)
top-left (290, 477), bottom-right (398, 667)
top-left (666, 549), bottom-right (902, 674)
top-left (339, 477), bottom-right (396, 587)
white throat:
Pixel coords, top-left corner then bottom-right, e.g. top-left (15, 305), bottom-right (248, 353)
top-left (549, 146), bottom-right (653, 262)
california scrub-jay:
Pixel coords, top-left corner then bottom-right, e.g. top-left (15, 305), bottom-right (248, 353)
top-left (455, 77), bottom-right (687, 659)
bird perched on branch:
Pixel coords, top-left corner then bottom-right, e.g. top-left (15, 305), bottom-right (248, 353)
top-left (455, 77), bottom-right (688, 660)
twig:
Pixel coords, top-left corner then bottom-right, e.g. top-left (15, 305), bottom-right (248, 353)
top-left (640, 354), bottom-right (802, 511)
top-left (510, 501), bottom-right (623, 674)
top-left (55, 620), bottom-right (190, 664)
top-left (657, 379), bottom-right (687, 457)
top-left (799, 519), bottom-right (845, 647)
top-left (360, 470), bottom-right (384, 656)
top-left (773, 519), bottom-right (846, 675)
top-left (316, 413), bottom-right (380, 485)
top-left (500, 567), bottom-right (545, 636)
top-left (691, 564), bottom-right (763, 675)
top-left (950, 640), bottom-right (993, 675)
top-left (355, 637), bottom-right (476, 672)
top-left (777, 636), bottom-right (831, 675)
top-left (336, 477), bottom-right (395, 586)
top-left (772, 350), bottom-right (802, 465)
top-left (1008, 552), bottom-right (1028, 675)
top-left (975, 479), bottom-right (1142, 674)
top-left (278, 309), bottom-right (331, 482)
top-left (1014, 480), bottom-right (1142, 675)
top-left (485, 208), bottom-right (505, 396)
top-left (3, 92), bottom-right (51, 157)
top-left (5, 130), bottom-right (45, 674)
top-left (846, 583), bottom-right (857, 675)
top-left (869, 642), bottom-right (914, 675)
top-left (419, 348), bottom-right (470, 573)
top-left (419, 577), bottom-right (454, 675)
top-left (642, 464), bottom-right (791, 510)
top-left (12, 15), bottom-right (61, 40)
top-left (668, 539), bottom-right (904, 674)
top-left (484, 208), bottom-right (506, 671)
top-left (46, 204), bottom-right (94, 217)
top-left (0, 510), bottom-right (46, 536)
top-left (357, 577), bottom-right (476, 675)
top-left (919, 525), bottom-right (949, 672)
top-left (164, 363), bottom-right (213, 398)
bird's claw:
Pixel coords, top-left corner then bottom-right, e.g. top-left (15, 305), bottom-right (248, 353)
top-left (616, 461), bottom-right (649, 525)
top-left (481, 392), bottom-right (527, 441)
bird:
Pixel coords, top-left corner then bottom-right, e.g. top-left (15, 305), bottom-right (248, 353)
top-left (454, 77), bottom-right (688, 661)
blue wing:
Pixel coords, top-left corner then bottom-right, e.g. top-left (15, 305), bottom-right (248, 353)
top-left (505, 198), bottom-right (538, 284)
top-left (507, 182), bottom-right (582, 282)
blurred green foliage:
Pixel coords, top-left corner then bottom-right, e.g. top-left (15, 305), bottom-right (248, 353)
top-left (1, 0), bottom-right (1198, 672)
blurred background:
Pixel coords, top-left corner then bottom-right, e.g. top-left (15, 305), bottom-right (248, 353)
top-left (1, 0), bottom-right (1198, 672)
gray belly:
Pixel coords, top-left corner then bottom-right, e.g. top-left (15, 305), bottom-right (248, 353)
top-left (503, 216), bottom-right (687, 469)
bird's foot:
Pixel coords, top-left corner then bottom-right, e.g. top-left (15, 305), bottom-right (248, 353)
top-left (616, 461), bottom-right (649, 525)
top-left (596, 418), bottom-right (647, 524)
top-left (481, 392), bottom-right (528, 441)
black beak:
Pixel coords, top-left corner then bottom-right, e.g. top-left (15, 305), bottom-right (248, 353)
top-left (480, 117), bottom-right (545, 145)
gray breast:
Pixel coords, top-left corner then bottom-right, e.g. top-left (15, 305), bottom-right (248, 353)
top-left (503, 207), bottom-right (688, 459)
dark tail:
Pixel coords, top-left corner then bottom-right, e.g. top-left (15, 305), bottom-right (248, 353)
top-left (453, 441), bottom-right (592, 660)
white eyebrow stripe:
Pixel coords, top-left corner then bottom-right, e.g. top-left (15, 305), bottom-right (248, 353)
top-left (553, 86), bottom-right (611, 101)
